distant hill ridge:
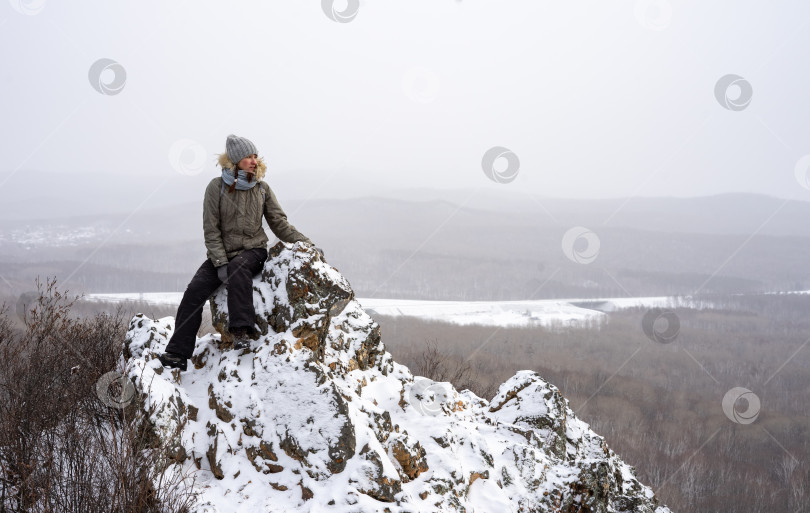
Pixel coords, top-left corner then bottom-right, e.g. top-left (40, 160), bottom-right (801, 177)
top-left (3, 185), bottom-right (808, 238)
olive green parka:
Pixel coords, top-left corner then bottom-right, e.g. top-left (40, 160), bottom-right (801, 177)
top-left (203, 154), bottom-right (312, 267)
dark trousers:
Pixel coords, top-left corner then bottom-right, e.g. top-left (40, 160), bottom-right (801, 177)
top-left (165, 247), bottom-right (268, 359)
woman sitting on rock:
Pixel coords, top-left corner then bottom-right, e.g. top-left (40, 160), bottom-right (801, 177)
top-left (159, 134), bottom-right (321, 371)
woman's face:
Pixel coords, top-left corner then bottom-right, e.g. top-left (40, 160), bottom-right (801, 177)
top-left (238, 154), bottom-right (258, 174)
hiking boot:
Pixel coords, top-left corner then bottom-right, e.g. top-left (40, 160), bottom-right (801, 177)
top-left (158, 352), bottom-right (187, 371)
top-left (231, 328), bottom-right (252, 351)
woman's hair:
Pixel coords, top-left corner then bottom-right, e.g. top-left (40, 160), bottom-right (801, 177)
top-left (227, 167), bottom-right (240, 193)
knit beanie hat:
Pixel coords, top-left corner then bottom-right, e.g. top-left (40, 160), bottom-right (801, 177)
top-left (226, 134), bottom-right (257, 165)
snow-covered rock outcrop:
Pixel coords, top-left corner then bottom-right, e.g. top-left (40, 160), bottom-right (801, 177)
top-left (123, 241), bottom-right (672, 513)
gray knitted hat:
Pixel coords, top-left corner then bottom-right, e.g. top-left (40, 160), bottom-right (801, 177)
top-left (226, 134), bottom-right (257, 164)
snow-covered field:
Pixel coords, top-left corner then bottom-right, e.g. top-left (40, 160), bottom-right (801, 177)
top-left (85, 292), bottom-right (699, 328)
top-left (0, 225), bottom-right (111, 246)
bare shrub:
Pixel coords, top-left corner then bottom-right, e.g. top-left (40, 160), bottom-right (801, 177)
top-left (407, 338), bottom-right (496, 400)
top-left (0, 277), bottom-right (196, 512)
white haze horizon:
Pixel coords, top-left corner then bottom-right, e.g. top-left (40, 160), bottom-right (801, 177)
top-left (2, 0), bottom-right (810, 218)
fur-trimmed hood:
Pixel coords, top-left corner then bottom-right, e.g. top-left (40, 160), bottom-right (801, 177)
top-left (217, 152), bottom-right (267, 182)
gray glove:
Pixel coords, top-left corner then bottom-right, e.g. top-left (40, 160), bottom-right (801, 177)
top-left (217, 265), bottom-right (228, 284)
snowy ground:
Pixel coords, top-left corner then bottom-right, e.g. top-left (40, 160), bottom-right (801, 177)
top-left (85, 292), bottom-right (700, 328)
top-left (120, 242), bottom-right (673, 512)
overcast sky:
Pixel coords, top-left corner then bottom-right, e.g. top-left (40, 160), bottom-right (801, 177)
top-left (1, 0), bottom-right (810, 208)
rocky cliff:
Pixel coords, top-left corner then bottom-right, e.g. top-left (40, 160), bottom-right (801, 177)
top-left (123, 241), bottom-right (672, 513)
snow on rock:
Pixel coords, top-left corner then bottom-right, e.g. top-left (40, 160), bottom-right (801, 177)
top-left (122, 241), bottom-right (673, 513)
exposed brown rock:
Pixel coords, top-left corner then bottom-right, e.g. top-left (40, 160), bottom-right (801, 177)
top-left (390, 434), bottom-right (429, 482)
top-left (206, 435), bottom-right (224, 480)
top-left (469, 470), bottom-right (489, 485)
top-left (208, 384), bottom-right (233, 423)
